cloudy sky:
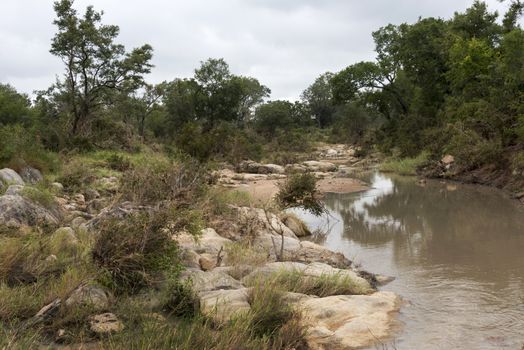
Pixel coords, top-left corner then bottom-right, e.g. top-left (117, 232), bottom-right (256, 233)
top-left (0, 0), bottom-right (510, 100)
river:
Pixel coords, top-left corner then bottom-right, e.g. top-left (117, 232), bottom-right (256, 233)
top-left (293, 172), bottom-right (524, 350)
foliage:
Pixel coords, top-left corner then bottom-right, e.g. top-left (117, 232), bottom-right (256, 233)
top-left (276, 173), bottom-right (325, 216)
top-left (92, 209), bottom-right (181, 295)
top-left (48, 0), bottom-right (153, 135)
top-left (380, 152), bottom-right (430, 176)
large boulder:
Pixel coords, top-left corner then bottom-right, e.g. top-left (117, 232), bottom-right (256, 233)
top-left (65, 284), bottom-right (112, 311)
top-left (242, 261), bottom-right (372, 295)
top-left (0, 194), bottom-right (59, 227)
top-left (302, 161), bottom-right (338, 173)
top-left (281, 214), bottom-right (311, 237)
top-left (293, 241), bottom-right (352, 268)
top-left (0, 168), bottom-right (24, 188)
top-left (236, 207), bottom-right (298, 239)
top-left (253, 234), bottom-right (302, 260)
top-left (19, 167), bottom-right (43, 184)
top-left (299, 292), bottom-right (401, 350)
top-left (237, 161), bottom-right (285, 175)
top-left (199, 288), bottom-right (251, 323)
top-left (176, 228), bottom-right (232, 256)
top-left (184, 270), bottom-right (244, 294)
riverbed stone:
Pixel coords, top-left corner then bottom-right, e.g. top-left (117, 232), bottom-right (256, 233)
top-left (89, 313), bottom-right (124, 334)
top-left (0, 194), bottom-right (59, 227)
top-left (302, 161), bottom-right (338, 172)
top-left (242, 261), bottom-right (372, 294)
top-left (65, 284), bottom-right (112, 311)
top-left (176, 228), bottom-right (232, 256)
top-left (298, 292), bottom-right (401, 350)
top-left (282, 214), bottom-right (311, 237)
top-left (199, 288), bottom-right (251, 323)
top-left (293, 241), bottom-right (352, 268)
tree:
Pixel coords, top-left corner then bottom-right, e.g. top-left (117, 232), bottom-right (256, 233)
top-left (0, 84), bottom-right (33, 126)
top-left (254, 100), bottom-right (295, 135)
top-left (50, 0), bottom-right (153, 135)
top-left (301, 73), bottom-right (335, 128)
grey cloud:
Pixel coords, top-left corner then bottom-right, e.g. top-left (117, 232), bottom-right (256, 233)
top-left (0, 0), bottom-right (513, 100)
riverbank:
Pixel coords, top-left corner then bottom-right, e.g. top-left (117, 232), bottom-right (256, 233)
top-left (0, 146), bottom-right (401, 349)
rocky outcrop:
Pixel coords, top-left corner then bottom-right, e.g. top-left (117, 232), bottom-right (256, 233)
top-left (236, 207), bottom-right (298, 239)
top-left (298, 292), bottom-right (401, 350)
top-left (292, 241), bottom-right (352, 268)
top-left (177, 228), bottom-right (232, 256)
top-left (0, 194), bottom-right (59, 227)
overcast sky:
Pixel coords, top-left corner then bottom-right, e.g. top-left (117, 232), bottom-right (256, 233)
top-left (0, 0), bottom-right (510, 101)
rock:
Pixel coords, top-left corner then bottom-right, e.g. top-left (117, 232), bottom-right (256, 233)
top-left (65, 284), bottom-right (112, 311)
top-left (441, 154), bottom-right (455, 165)
top-left (285, 164), bottom-right (308, 174)
top-left (72, 194), bottom-right (86, 206)
top-left (281, 214), bottom-right (311, 237)
top-left (89, 313), bottom-right (124, 334)
top-left (236, 207), bottom-right (298, 239)
top-left (199, 288), bottom-right (251, 323)
top-left (298, 292), bottom-right (401, 350)
top-left (83, 188), bottom-right (100, 201)
top-left (51, 182), bottom-right (64, 192)
top-left (0, 194), bottom-right (59, 227)
top-left (70, 217), bottom-right (87, 229)
top-left (237, 161), bottom-right (285, 174)
top-left (253, 234), bottom-right (302, 259)
top-left (87, 202), bottom-right (152, 229)
top-left (302, 161), bottom-right (338, 172)
top-left (49, 227), bottom-right (78, 255)
top-left (242, 261), bottom-right (372, 295)
top-left (180, 249), bottom-right (201, 269)
top-left (199, 254), bottom-right (217, 271)
top-left (184, 270), bottom-right (244, 294)
top-left (87, 198), bottom-right (107, 214)
top-left (30, 298), bottom-right (62, 325)
top-left (176, 228), bottom-right (232, 256)
top-left (232, 173), bottom-right (268, 182)
top-left (293, 241), bottom-right (352, 268)
top-left (375, 274), bottom-right (396, 286)
top-left (4, 185), bottom-right (24, 196)
top-left (0, 168), bottom-right (25, 188)
top-left (20, 167), bottom-right (43, 184)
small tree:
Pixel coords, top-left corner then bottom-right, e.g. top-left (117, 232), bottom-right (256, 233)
top-left (276, 173), bottom-right (326, 217)
top-left (50, 0), bottom-right (153, 135)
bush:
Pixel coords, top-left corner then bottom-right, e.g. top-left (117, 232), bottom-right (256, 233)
top-left (119, 159), bottom-right (207, 205)
top-left (162, 279), bottom-right (196, 318)
top-left (92, 209), bottom-right (181, 294)
top-left (276, 173), bottom-right (325, 216)
top-left (0, 125), bottom-right (60, 173)
top-left (106, 154), bottom-right (132, 172)
top-left (56, 160), bottom-right (96, 193)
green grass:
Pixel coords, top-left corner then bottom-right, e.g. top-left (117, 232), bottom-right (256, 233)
top-left (246, 269), bottom-right (372, 297)
top-left (380, 151), bottom-right (429, 176)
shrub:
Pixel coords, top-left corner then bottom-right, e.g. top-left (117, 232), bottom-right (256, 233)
top-left (92, 209), bottom-right (181, 294)
top-left (56, 160), bottom-right (96, 193)
top-left (0, 125), bottom-right (60, 173)
top-left (162, 279), bottom-right (196, 318)
top-left (119, 159), bottom-right (207, 205)
top-left (106, 153), bottom-right (132, 172)
top-left (20, 185), bottom-right (57, 210)
top-left (276, 173), bottom-right (325, 216)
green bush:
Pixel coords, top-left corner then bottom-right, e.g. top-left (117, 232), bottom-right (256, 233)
top-left (276, 173), bottom-right (325, 216)
top-left (56, 160), bottom-right (96, 193)
top-left (92, 209), bottom-right (181, 295)
top-left (0, 125), bottom-right (60, 173)
top-left (380, 151), bottom-right (429, 176)
top-left (444, 128), bottom-right (502, 171)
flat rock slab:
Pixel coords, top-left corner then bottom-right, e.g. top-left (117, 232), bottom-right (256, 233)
top-left (199, 288), bottom-right (251, 323)
top-left (299, 291), bottom-right (401, 350)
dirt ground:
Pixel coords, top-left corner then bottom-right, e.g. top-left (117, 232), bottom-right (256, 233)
top-left (235, 177), bottom-right (369, 204)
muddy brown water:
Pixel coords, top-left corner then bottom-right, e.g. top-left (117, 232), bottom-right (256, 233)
top-left (293, 172), bottom-right (524, 350)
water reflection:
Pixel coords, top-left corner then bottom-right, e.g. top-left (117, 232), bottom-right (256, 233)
top-left (294, 173), bottom-right (524, 350)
